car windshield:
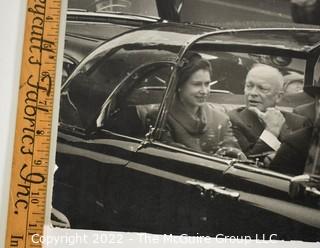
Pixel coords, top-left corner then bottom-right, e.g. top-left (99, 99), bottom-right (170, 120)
top-left (68, 0), bottom-right (158, 17)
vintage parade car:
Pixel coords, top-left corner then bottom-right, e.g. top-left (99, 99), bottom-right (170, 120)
top-left (52, 21), bottom-right (320, 241)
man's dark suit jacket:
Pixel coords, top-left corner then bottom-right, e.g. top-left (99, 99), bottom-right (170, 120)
top-left (269, 127), bottom-right (312, 175)
top-left (228, 107), bottom-right (309, 156)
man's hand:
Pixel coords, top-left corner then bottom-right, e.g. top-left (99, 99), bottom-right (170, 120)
top-left (249, 107), bottom-right (285, 137)
top-left (262, 151), bottom-right (276, 168)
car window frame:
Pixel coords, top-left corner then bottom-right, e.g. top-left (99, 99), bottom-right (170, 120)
top-left (152, 28), bottom-right (315, 140)
top-left (151, 29), bottom-right (319, 182)
top-left (303, 49), bottom-right (320, 177)
top-left (96, 60), bottom-right (177, 138)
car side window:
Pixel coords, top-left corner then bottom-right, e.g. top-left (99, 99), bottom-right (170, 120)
top-left (313, 55), bottom-right (320, 88)
top-left (97, 63), bottom-right (173, 138)
top-left (59, 50), bottom-right (129, 130)
top-left (157, 49), bottom-right (314, 176)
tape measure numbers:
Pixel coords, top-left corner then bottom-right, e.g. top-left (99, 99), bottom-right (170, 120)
top-left (6, 0), bottom-right (62, 247)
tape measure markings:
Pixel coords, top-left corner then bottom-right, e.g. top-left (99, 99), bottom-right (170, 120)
top-left (6, 0), bottom-right (62, 247)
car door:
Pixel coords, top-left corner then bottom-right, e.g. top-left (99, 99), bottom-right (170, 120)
top-left (54, 58), bottom-right (176, 230)
top-left (129, 132), bottom-right (320, 240)
top-left (54, 46), bottom-right (144, 229)
top-left (91, 61), bottom-right (180, 232)
top-left (211, 36), bottom-right (320, 241)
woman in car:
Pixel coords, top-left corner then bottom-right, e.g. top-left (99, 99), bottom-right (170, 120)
top-left (162, 53), bottom-right (241, 155)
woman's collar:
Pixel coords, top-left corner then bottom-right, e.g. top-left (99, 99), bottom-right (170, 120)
top-left (169, 98), bottom-right (208, 134)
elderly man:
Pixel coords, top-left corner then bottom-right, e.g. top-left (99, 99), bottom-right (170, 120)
top-left (228, 63), bottom-right (308, 158)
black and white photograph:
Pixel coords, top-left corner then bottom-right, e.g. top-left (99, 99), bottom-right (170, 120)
top-left (50, 0), bottom-right (320, 243)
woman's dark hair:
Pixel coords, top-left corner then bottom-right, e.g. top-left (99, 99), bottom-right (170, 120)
top-left (177, 52), bottom-right (212, 89)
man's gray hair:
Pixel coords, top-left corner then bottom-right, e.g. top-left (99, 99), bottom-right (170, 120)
top-left (247, 63), bottom-right (284, 91)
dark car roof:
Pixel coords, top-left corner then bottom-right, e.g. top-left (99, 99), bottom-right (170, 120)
top-left (82, 22), bottom-right (219, 62)
top-left (127, 23), bottom-right (320, 49)
top-left (96, 23), bottom-right (320, 55)
top-left (106, 22), bottom-right (218, 46)
top-left (200, 28), bottom-right (320, 53)
top-left (72, 23), bottom-right (320, 83)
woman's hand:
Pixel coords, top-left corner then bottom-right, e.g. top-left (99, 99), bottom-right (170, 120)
top-left (215, 147), bottom-right (247, 160)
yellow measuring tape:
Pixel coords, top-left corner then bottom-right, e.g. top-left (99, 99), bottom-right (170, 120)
top-left (6, 0), bottom-right (62, 247)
